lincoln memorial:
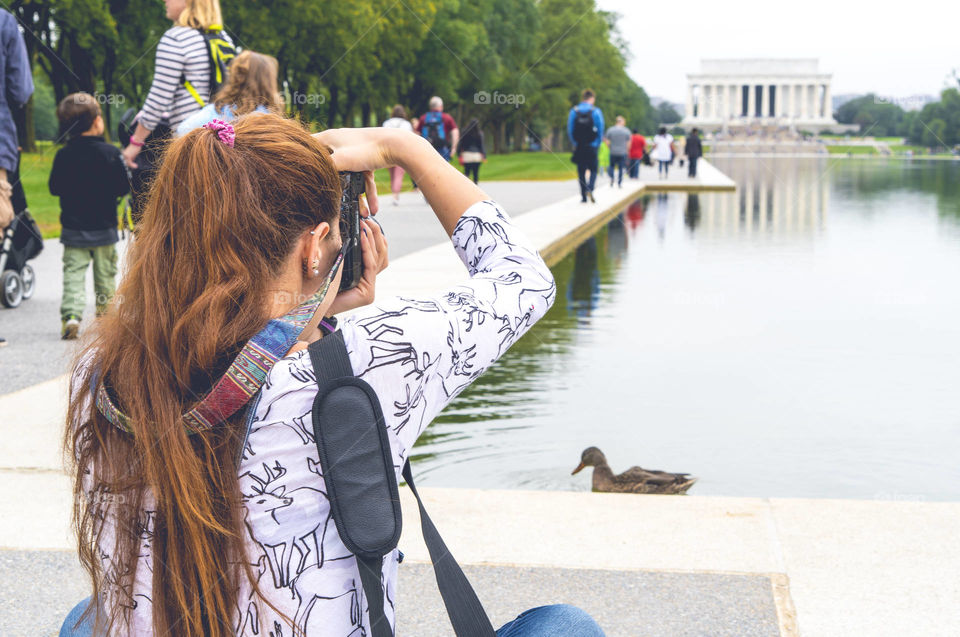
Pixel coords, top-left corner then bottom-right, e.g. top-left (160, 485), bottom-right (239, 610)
top-left (681, 59), bottom-right (838, 131)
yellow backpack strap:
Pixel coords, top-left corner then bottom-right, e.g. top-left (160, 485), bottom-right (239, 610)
top-left (183, 80), bottom-right (205, 106)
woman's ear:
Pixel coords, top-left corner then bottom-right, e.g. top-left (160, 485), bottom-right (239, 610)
top-left (300, 222), bottom-right (332, 276)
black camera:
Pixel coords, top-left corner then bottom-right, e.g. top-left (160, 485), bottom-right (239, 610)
top-left (338, 172), bottom-right (365, 291)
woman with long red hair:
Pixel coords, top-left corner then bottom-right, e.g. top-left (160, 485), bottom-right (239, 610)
top-left (62, 113), bottom-right (603, 636)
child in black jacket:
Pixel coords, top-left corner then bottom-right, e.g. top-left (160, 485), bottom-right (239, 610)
top-left (49, 93), bottom-right (130, 339)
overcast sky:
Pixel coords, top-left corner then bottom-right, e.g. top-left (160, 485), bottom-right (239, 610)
top-left (596, 0), bottom-right (957, 102)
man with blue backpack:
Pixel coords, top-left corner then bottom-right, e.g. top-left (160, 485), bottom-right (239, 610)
top-left (416, 96), bottom-right (460, 161)
top-left (567, 88), bottom-right (605, 203)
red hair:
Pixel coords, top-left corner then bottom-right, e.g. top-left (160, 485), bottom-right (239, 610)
top-left (67, 113), bottom-right (340, 635)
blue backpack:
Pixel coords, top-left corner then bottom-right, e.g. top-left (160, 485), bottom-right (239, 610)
top-left (421, 111), bottom-right (449, 151)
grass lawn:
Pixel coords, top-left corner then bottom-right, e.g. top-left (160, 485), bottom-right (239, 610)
top-left (825, 145), bottom-right (878, 155)
top-left (24, 149), bottom-right (576, 238)
top-left (820, 135), bottom-right (904, 143)
top-left (18, 141), bottom-right (60, 238)
top-left (824, 143), bottom-right (952, 157)
top-left (373, 150), bottom-right (575, 192)
top-left (889, 145), bottom-right (944, 155)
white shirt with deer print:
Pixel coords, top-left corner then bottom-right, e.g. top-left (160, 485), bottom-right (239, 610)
top-left (95, 199), bottom-right (556, 635)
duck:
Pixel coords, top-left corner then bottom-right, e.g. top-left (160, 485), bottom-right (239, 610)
top-left (571, 447), bottom-right (697, 494)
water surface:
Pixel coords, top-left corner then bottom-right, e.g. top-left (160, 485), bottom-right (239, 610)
top-left (413, 158), bottom-right (960, 500)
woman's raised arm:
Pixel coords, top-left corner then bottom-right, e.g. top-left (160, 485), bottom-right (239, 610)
top-left (315, 127), bottom-right (486, 236)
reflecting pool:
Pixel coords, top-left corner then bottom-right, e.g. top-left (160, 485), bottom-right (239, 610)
top-left (413, 157), bottom-right (960, 500)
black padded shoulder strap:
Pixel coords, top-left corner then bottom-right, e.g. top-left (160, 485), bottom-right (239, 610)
top-left (308, 332), bottom-right (496, 637)
top-left (308, 332), bottom-right (399, 637)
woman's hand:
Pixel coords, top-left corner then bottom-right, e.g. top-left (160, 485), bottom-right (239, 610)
top-left (315, 127), bottom-right (405, 173)
top-left (122, 144), bottom-right (141, 169)
top-left (317, 127), bottom-right (486, 237)
top-left (327, 217), bottom-right (389, 315)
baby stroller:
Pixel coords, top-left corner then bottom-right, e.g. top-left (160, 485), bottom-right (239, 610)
top-left (1, 208), bottom-right (43, 308)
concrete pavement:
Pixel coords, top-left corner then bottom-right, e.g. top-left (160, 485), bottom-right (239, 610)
top-left (0, 179), bottom-right (579, 394)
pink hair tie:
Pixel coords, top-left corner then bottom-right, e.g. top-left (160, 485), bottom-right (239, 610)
top-left (204, 119), bottom-right (235, 147)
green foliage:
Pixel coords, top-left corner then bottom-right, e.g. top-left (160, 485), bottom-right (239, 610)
top-left (602, 72), bottom-right (655, 133)
top-left (14, 0), bottom-right (647, 153)
top-left (907, 89), bottom-right (960, 149)
top-left (834, 94), bottom-right (907, 137)
top-left (654, 101), bottom-right (681, 125)
top-left (834, 90), bottom-right (960, 150)
top-left (32, 70), bottom-right (58, 141)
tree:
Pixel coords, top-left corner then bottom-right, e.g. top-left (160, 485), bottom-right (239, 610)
top-left (654, 101), bottom-right (681, 126)
top-left (14, 0), bottom-right (658, 155)
top-left (906, 89), bottom-right (960, 148)
top-left (834, 94), bottom-right (906, 137)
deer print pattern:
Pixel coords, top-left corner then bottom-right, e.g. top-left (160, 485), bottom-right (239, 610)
top-left (88, 200), bottom-right (555, 635)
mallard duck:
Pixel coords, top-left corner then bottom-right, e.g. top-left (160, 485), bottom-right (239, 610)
top-left (571, 447), bottom-right (697, 494)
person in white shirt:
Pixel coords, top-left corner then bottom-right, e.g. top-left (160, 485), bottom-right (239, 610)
top-left (381, 104), bottom-right (415, 204)
top-left (650, 126), bottom-right (675, 179)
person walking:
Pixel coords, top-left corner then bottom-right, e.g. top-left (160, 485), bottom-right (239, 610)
top-left (50, 94), bottom-right (130, 340)
top-left (415, 96), bottom-right (459, 161)
top-left (628, 129), bottom-right (646, 179)
top-left (597, 138), bottom-right (610, 182)
top-left (382, 104), bottom-right (414, 204)
top-left (0, 8), bottom-right (34, 347)
top-left (176, 50), bottom-right (281, 135)
top-left (651, 126), bottom-right (675, 179)
top-left (121, 0), bottom-right (233, 221)
top-left (685, 128), bottom-right (703, 178)
top-left (456, 118), bottom-right (486, 184)
top-left (604, 115), bottom-right (631, 188)
top-left (567, 88), bottom-right (605, 203)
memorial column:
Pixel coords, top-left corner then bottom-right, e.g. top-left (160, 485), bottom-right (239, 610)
top-left (761, 83), bottom-right (770, 119)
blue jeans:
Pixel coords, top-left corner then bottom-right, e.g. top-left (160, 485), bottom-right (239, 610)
top-left (61, 599), bottom-right (603, 636)
top-left (609, 154), bottom-right (627, 185)
top-left (497, 604), bottom-right (605, 636)
top-left (576, 154), bottom-right (599, 201)
top-left (59, 598), bottom-right (94, 637)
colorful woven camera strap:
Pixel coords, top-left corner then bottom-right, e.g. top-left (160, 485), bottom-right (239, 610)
top-left (96, 249), bottom-right (345, 435)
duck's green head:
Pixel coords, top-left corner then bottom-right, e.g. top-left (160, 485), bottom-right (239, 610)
top-left (571, 446), bottom-right (606, 475)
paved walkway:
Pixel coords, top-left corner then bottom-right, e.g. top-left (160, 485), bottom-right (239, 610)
top-left (1, 179), bottom-right (577, 394)
top-left (17, 550), bottom-right (780, 637)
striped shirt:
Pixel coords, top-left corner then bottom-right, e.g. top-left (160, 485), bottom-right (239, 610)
top-left (139, 26), bottom-right (231, 131)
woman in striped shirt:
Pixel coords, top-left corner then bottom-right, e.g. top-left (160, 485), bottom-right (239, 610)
top-left (122, 0), bottom-right (231, 213)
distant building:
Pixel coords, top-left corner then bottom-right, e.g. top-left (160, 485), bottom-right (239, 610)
top-left (682, 59), bottom-right (838, 131)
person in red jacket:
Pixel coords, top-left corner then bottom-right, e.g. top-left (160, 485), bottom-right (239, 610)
top-left (628, 129), bottom-right (646, 179)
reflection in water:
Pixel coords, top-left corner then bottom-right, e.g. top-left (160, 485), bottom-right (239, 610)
top-left (654, 193), bottom-right (669, 239)
top-left (626, 199), bottom-right (645, 230)
top-left (569, 238), bottom-right (599, 315)
top-left (700, 159), bottom-right (829, 239)
top-left (685, 194), bottom-right (701, 232)
top-left (414, 158), bottom-right (960, 499)
top-left (414, 220), bottom-right (624, 484)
